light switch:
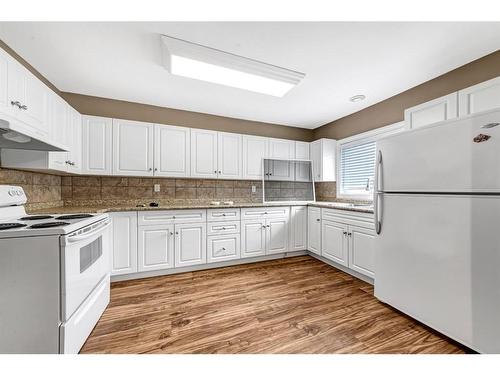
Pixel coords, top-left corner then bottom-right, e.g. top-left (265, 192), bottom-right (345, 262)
top-left (154, 184), bottom-right (161, 192)
top-left (251, 185), bottom-right (256, 193)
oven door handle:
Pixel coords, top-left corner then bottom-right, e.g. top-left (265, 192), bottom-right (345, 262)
top-left (66, 219), bottom-right (111, 243)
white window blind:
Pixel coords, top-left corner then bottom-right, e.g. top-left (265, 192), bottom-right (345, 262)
top-left (340, 140), bottom-right (376, 196)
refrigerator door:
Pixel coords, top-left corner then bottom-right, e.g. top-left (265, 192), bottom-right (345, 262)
top-left (376, 110), bottom-right (500, 193)
top-left (374, 193), bottom-right (500, 353)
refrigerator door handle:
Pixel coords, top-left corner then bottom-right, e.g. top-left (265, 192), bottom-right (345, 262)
top-left (374, 150), bottom-right (383, 234)
top-left (374, 192), bottom-right (383, 234)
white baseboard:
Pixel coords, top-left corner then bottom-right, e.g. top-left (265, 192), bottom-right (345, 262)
top-left (111, 250), bottom-right (308, 282)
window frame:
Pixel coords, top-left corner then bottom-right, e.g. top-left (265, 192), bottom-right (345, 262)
top-left (336, 121), bottom-right (406, 200)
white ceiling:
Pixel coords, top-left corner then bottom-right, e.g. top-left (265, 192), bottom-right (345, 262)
top-left (1, 22), bottom-right (499, 129)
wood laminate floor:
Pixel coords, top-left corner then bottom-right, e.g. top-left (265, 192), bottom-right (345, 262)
top-left (81, 256), bottom-right (466, 354)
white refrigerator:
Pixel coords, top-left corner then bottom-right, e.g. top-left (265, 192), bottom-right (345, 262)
top-left (374, 109), bottom-right (500, 353)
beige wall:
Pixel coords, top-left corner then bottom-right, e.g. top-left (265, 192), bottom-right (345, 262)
top-left (61, 93), bottom-right (313, 141)
top-left (313, 49), bottom-right (500, 140)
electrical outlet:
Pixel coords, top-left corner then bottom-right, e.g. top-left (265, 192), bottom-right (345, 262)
top-left (154, 184), bottom-right (161, 192)
top-left (251, 185), bottom-right (256, 193)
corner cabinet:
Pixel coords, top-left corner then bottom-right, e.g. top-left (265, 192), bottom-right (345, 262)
top-left (307, 207), bottom-right (321, 254)
top-left (112, 119), bottom-right (154, 176)
top-left (310, 138), bottom-right (336, 182)
top-left (110, 212), bottom-right (138, 276)
top-left (82, 115), bottom-right (113, 175)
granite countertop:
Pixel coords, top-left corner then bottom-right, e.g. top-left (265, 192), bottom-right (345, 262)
top-left (28, 200), bottom-right (374, 215)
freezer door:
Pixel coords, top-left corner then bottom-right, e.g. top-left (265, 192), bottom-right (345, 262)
top-left (376, 110), bottom-right (500, 193)
top-left (374, 194), bottom-right (500, 353)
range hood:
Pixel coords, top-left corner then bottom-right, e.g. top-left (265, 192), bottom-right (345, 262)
top-left (0, 118), bottom-right (67, 152)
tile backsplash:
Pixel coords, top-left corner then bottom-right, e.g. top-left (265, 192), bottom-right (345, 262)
top-left (314, 182), bottom-right (337, 201)
top-left (62, 176), bottom-right (263, 205)
top-left (0, 167), bottom-right (63, 210)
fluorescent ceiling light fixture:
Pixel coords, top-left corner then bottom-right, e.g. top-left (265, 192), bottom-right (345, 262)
top-left (161, 35), bottom-right (305, 97)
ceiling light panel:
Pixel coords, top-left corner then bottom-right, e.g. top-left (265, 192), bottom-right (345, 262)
top-left (161, 35), bottom-right (305, 97)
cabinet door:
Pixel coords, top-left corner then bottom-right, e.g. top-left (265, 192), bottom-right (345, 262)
top-left (348, 225), bottom-right (375, 278)
top-left (110, 212), bottom-right (138, 275)
top-left (217, 132), bottom-right (242, 179)
top-left (458, 76), bottom-right (500, 116)
top-left (241, 219), bottom-right (266, 258)
top-left (190, 129), bottom-right (218, 178)
top-left (207, 234), bottom-right (241, 263)
top-left (7, 58), bottom-right (26, 117)
top-left (269, 138), bottom-right (295, 181)
top-left (113, 119), bottom-right (154, 176)
top-left (138, 224), bottom-right (174, 272)
top-left (321, 220), bottom-right (348, 266)
top-left (67, 108), bottom-right (82, 173)
top-left (82, 115), bottom-right (112, 175)
top-left (24, 72), bottom-right (48, 138)
top-left (404, 93), bottom-right (458, 129)
top-left (266, 217), bottom-right (289, 255)
top-left (294, 141), bottom-right (311, 182)
top-left (307, 207), bottom-right (321, 254)
top-left (290, 206), bottom-right (307, 251)
top-left (310, 140), bottom-right (322, 181)
top-left (174, 222), bottom-right (207, 267)
top-left (48, 93), bottom-right (69, 171)
top-left (0, 49), bottom-right (9, 115)
top-left (242, 135), bottom-right (268, 180)
top-left (154, 124), bottom-right (190, 177)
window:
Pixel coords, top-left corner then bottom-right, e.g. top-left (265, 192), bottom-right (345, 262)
top-left (339, 140), bottom-right (376, 198)
top-left (337, 121), bottom-right (406, 200)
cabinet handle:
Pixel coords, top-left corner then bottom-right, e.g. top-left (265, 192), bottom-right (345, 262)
top-left (348, 232), bottom-right (352, 237)
top-left (222, 213), bottom-right (226, 216)
top-left (20, 104), bottom-right (28, 110)
top-left (154, 168), bottom-right (158, 172)
top-left (262, 225), bottom-right (266, 229)
top-left (266, 225), bottom-right (270, 228)
top-left (343, 231), bottom-right (347, 235)
top-left (148, 168), bottom-right (152, 171)
top-left (214, 170), bottom-right (217, 174)
top-left (175, 231), bottom-right (179, 235)
top-left (222, 247), bottom-right (226, 251)
top-left (316, 218), bottom-right (320, 222)
top-left (169, 232), bottom-right (174, 236)
top-left (10, 100), bottom-right (21, 108)
top-left (218, 170), bottom-right (221, 174)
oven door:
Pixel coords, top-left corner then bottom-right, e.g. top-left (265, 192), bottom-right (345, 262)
top-left (60, 217), bottom-right (111, 321)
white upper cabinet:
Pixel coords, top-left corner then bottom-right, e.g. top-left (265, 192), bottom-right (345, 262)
top-left (310, 138), bottom-right (336, 182)
top-left (113, 119), bottom-right (154, 176)
top-left (458, 76), bottom-right (500, 116)
top-left (217, 132), bottom-right (242, 179)
top-left (66, 107), bottom-right (82, 173)
top-left (404, 92), bottom-right (458, 129)
top-left (190, 128), bottom-right (218, 178)
top-left (0, 50), bottom-right (9, 115)
top-left (23, 72), bottom-right (48, 138)
top-left (295, 141), bottom-right (310, 160)
top-left (242, 135), bottom-right (269, 180)
top-left (154, 124), bottom-right (190, 177)
top-left (268, 138), bottom-right (295, 180)
top-left (82, 115), bottom-right (112, 175)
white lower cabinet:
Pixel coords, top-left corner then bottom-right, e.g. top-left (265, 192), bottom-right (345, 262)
top-left (307, 207), bottom-right (321, 254)
top-left (138, 224), bottom-right (174, 272)
top-left (110, 212), bottom-right (138, 276)
top-left (174, 222), bottom-right (207, 267)
top-left (290, 206), bottom-right (307, 251)
top-left (321, 220), bottom-right (348, 266)
top-left (266, 217), bottom-right (289, 254)
top-left (207, 234), bottom-right (241, 263)
top-left (348, 225), bottom-right (375, 278)
top-left (241, 219), bottom-right (267, 258)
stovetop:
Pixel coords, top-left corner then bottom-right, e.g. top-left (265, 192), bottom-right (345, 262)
top-left (0, 212), bottom-right (108, 238)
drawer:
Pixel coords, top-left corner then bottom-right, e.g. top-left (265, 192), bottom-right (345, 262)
top-left (207, 208), bottom-right (241, 222)
top-left (138, 209), bottom-right (206, 225)
top-left (60, 275), bottom-right (110, 354)
top-left (241, 206), bottom-right (290, 220)
top-left (207, 220), bottom-right (240, 235)
top-left (207, 234), bottom-right (241, 263)
top-left (321, 208), bottom-right (374, 229)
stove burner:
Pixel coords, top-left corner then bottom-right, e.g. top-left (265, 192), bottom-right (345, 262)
top-left (55, 214), bottom-right (94, 220)
top-left (20, 215), bottom-right (54, 221)
top-left (30, 221), bottom-right (70, 229)
top-left (0, 223), bottom-right (27, 230)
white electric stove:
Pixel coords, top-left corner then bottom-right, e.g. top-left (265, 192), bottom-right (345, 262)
top-left (0, 185), bottom-right (111, 354)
